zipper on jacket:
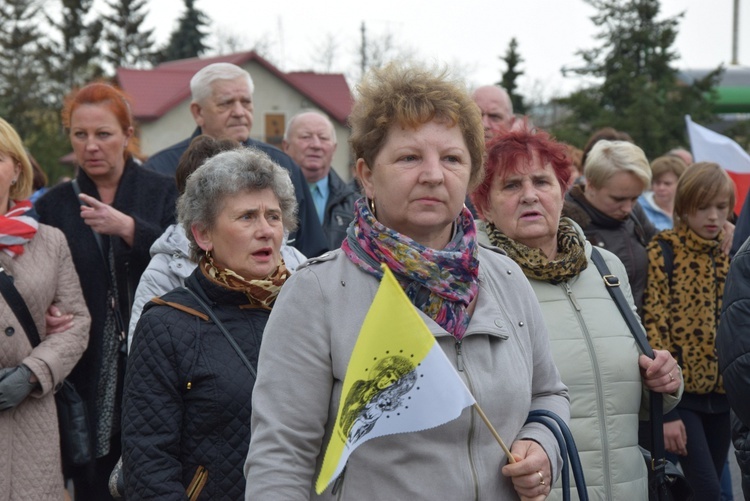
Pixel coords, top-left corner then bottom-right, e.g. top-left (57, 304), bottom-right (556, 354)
top-left (186, 465), bottom-right (208, 501)
top-left (561, 281), bottom-right (613, 496)
top-left (455, 340), bottom-right (465, 371)
top-left (455, 339), bottom-right (480, 500)
top-left (563, 283), bottom-right (582, 311)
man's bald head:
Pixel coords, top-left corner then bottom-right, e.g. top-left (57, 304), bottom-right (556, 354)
top-left (472, 85), bottom-right (514, 141)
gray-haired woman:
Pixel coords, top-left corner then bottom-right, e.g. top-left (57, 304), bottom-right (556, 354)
top-left (121, 148), bottom-right (297, 499)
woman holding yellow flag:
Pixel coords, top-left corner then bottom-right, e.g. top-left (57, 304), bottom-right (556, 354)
top-left (244, 64), bottom-right (570, 500)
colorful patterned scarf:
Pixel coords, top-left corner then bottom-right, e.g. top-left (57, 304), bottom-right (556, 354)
top-left (342, 198), bottom-right (479, 340)
top-left (485, 218), bottom-right (588, 284)
top-left (0, 200), bottom-right (38, 257)
top-left (200, 253), bottom-right (290, 310)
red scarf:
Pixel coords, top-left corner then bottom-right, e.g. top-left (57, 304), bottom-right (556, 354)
top-left (0, 200), bottom-right (38, 257)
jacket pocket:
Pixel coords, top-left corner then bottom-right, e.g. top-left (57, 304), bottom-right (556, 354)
top-left (186, 465), bottom-right (208, 501)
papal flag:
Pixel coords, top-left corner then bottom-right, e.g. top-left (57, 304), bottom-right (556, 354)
top-left (315, 264), bottom-right (476, 494)
top-left (686, 115), bottom-right (750, 214)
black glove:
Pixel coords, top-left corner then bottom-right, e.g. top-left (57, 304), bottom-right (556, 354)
top-left (0, 365), bottom-right (36, 411)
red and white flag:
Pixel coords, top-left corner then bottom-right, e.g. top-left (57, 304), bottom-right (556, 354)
top-left (686, 115), bottom-right (750, 214)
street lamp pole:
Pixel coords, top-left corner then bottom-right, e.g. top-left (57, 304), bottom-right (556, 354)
top-left (732, 0), bottom-right (740, 65)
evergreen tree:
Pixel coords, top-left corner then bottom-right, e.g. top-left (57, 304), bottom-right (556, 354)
top-left (156, 0), bottom-right (210, 63)
top-left (499, 38), bottom-right (526, 114)
top-left (102, 0), bottom-right (156, 71)
top-left (0, 0), bottom-right (46, 136)
top-left (552, 0), bottom-right (721, 157)
top-left (0, 0), bottom-right (70, 181)
top-left (42, 0), bottom-right (105, 100)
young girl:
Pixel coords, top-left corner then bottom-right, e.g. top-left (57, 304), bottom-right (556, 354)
top-left (643, 161), bottom-right (734, 500)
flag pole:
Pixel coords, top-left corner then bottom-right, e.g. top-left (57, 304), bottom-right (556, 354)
top-left (472, 403), bottom-right (516, 463)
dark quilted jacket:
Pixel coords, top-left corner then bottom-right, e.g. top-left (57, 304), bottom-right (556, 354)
top-left (717, 235), bottom-right (750, 499)
top-left (122, 269), bottom-right (268, 500)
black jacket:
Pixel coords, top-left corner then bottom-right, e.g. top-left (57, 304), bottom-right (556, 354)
top-left (35, 160), bottom-right (178, 409)
top-left (122, 270), bottom-right (269, 500)
top-left (143, 128), bottom-right (328, 258)
top-left (717, 235), bottom-right (750, 499)
top-left (732, 193), bottom-right (750, 258)
top-left (563, 184), bottom-right (656, 312)
top-left (322, 169), bottom-right (360, 250)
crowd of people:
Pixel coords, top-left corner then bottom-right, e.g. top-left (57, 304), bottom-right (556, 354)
top-left (1, 57), bottom-right (749, 501)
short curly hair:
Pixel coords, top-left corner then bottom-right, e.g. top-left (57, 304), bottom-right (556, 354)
top-left (178, 148), bottom-right (298, 262)
top-left (348, 62), bottom-right (485, 190)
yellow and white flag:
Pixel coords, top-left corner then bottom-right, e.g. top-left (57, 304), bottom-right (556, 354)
top-left (315, 264), bottom-right (476, 494)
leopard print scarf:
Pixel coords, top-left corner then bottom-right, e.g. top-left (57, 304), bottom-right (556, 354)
top-left (200, 253), bottom-right (290, 310)
top-left (486, 218), bottom-right (588, 284)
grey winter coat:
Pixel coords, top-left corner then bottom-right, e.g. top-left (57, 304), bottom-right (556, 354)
top-left (244, 245), bottom-right (570, 500)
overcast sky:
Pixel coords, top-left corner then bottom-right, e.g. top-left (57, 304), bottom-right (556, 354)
top-left (142, 0), bottom-right (748, 98)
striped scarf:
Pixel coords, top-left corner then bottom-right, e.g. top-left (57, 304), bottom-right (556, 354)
top-left (0, 200), bottom-right (38, 257)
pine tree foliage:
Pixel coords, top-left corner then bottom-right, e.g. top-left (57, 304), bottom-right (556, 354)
top-left (156, 0), bottom-right (210, 63)
top-left (0, 0), bottom-right (69, 178)
top-left (42, 0), bottom-right (105, 100)
top-left (499, 37), bottom-right (526, 114)
top-left (0, 0), bottom-right (46, 135)
top-left (552, 0), bottom-right (721, 157)
top-left (102, 0), bottom-right (156, 70)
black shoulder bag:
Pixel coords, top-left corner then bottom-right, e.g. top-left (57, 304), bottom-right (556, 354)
top-left (590, 248), bottom-right (692, 501)
top-left (0, 267), bottom-right (92, 466)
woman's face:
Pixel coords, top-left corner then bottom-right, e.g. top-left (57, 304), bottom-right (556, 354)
top-left (585, 171), bottom-right (645, 221)
top-left (0, 151), bottom-right (20, 213)
top-left (684, 194), bottom-right (731, 240)
top-left (194, 188), bottom-right (284, 280)
top-left (484, 158), bottom-right (564, 258)
top-left (69, 103), bottom-right (132, 183)
top-left (652, 171), bottom-right (679, 209)
top-left (357, 120), bottom-right (471, 249)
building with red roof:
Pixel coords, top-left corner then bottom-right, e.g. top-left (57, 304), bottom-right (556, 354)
top-left (116, 50), bottom-right (354, 177)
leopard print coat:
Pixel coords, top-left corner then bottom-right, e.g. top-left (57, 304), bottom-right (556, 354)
top-left (643, 226), bottom-right (729, 394)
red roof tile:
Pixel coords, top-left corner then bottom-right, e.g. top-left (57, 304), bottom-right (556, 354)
top-left (286, 72), bottom-right (353, 124)
top-left (116, 51), bottom-right (352, 124)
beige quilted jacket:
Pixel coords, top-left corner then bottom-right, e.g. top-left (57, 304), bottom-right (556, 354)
top-left (0, 223), bottom-right (90, 501)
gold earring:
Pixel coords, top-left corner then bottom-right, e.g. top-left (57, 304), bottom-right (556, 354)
top-left (368, 197), bottom-right (376, 218)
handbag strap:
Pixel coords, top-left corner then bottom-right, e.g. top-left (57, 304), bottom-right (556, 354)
top-left (589, 248), bottom-right (668, 480)
top-left (179, 285), bottom-right (257, 380)
top-left (0, 267), bottom-right (41, 347)
top-left (526, 410), bottom-right (588, 501)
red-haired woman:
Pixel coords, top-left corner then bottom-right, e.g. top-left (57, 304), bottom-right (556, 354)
top-left (36, 82), bottom-right (178, 500)
top-left (470, 122), bottom-right (683, 500)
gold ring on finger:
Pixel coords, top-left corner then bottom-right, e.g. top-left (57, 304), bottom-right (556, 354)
top-left (537, 470), bottom-right (545, 486)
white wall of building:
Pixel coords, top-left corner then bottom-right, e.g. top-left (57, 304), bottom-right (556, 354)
top-left (138, 60), bottom-right (353, 181)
